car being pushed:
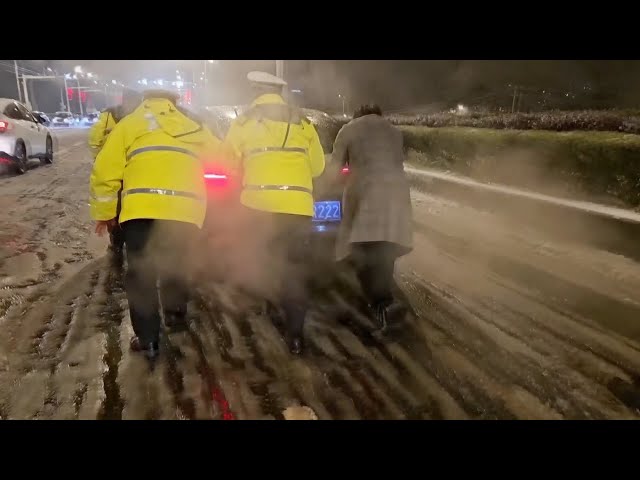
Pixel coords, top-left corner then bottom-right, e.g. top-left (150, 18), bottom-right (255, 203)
top-left (50, 111), bottom-right (75, 128)
top-left (198, 105), bottom-right (349, 279)
top-left (0, 99), bottom-right (54, 174)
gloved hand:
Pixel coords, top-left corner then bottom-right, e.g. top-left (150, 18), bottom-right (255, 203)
top-left (95, 218), bottom-right (117, 237)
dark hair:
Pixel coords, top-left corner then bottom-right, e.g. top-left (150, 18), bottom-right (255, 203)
top-left (353, 103), bottom-right (382, 119)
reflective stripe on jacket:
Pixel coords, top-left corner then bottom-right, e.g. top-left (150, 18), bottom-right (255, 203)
top-left (90, 98), bottom-right (224, 228)
top-left (223, 94), bottom-right (325, 216)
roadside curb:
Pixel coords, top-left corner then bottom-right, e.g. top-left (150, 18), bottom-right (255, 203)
top-left (406, 165), bottom-right (640, 261)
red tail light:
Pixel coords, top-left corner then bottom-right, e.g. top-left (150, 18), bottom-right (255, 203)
top-left (204, 169), bottom-right (231, 196)
top-left (204, 173), bottom-right (227, 180)
top-left (0, 121), bottom-right (11, 133)
top-left (341, 166), bottom-right (350, 174)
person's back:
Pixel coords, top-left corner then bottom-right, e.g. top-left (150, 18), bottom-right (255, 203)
top-left (332, 104), bottom-right (413, 330)
top-left (93, 97), bottom-right (214, 227)
top-left (221, 71), bottom-right (325, 355)
top-left (88, 106), bottom-right (121, 158)
top-left (90, 89), bottom-right (224, 361)
top-left (224, 93), bottom-right (325, 216)
top-left (342, 114), bottom-right (405, 177)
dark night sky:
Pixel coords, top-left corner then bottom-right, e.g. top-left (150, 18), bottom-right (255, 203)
top-left (2, 60), bottom-right (640, 113)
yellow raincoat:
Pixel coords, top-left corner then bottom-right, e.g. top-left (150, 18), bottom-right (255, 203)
top-left (224, 94), bottom-right (325, 216)
top-left (90, 98), bottom-right (223, 228)
top-left (88, 108), bottom-right (120, 158)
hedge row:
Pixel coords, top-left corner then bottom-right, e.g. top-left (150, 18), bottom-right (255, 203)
top-left (400, 126), bottom-right (640, 209)
top-left (389, 110), bottom-right (640, 135)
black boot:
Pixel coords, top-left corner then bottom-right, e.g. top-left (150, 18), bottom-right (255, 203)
top-left (130, 336), bottom-right (159, 361)
top-left (374, 304), bottom-right (388, 332)
top-left (164, 310), bottom-right (187, 331)
top-left (282, 302), bottom-right (306, 355)
top-left (108, 245), bottom-right (124, 269)
top-left (266, 301), bottom-right (285, 329)
top-left (287, 335), bottom-right (304, 355)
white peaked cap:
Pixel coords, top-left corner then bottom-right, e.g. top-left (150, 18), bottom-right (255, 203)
top-left (247, 71), bottom-right (288, 87)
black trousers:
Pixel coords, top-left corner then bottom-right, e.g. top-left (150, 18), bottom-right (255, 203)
top-left (109, 224), bottom-right (125, 250)
top-left (122, 219), bottom-right (197, 344)
top-left (351, 241), bottom-right (398, 308)
top-left (246, 208), bottom-right (311, 338)
top-left (109, 188), bottom-right (125, 250)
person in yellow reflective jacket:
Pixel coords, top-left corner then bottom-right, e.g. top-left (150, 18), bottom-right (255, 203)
top-left (89, 91), bottom-right (143, 157)
top-left (90, 89), bottom-right (224, 361)
top-left (88, 91), bottom-right (143, 258)
top-left (224, 71), bottom-right (325, 355)
top-left (88, 108), bottom-right (119, 158)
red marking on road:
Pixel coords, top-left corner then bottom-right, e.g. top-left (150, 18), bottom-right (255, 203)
top-left (212, 387), bottom-right (235, 420)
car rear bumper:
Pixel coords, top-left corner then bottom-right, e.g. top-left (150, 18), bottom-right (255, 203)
top-left (311, 221), bottom-right (340, 234)
top-left (0, 137), bottom-right (15, 155)
top-left (0, 150), bottom-right (19, 165)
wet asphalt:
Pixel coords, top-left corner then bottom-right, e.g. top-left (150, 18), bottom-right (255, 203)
top-left (0, 130), bottom-right (639, 420)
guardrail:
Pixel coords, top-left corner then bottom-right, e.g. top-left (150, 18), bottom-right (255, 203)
top-left (405, 165), bottom-right (640, 262)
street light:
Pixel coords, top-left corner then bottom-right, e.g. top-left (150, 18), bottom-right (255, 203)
top-left (74, 65), bottom-right (83, 74)
top-left (338, 94), bottom-right (347, 116)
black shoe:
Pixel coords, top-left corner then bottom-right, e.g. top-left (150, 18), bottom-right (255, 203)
top-left (108, 245), bottom-right (124, 265)
top-left (108, 242), bottom-right (124, 254)
top-left (130, 336), bottom-right (159, 360)
top-left (164, 311), bottom-right (187, 330)
top-left (374, 305), bottom-right (389, 332)
top-left (287, 336), bottom-right (304, 355)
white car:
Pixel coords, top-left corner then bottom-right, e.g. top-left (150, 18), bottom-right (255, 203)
top-left (50, 111), bottom-right (75, 128)
top-left (0, 99), bottom-right (53, 174)
top-left (82, 112), bottom-right (99, 126)
top-left (32, 111), bottom-right (51, 126)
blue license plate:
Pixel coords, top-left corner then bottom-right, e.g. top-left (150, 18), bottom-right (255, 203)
top-left (313, 201), bottom-right (341, 222)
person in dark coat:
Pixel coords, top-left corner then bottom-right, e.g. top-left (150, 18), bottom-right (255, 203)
top-left (332, 104), bottom-right (413, 329)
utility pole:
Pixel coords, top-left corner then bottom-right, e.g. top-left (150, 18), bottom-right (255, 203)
top-left (276, 60), bottom-right (286, 102)
top-left (77, 78), bottom-right (84, 116)
top-left (63, 77), bottom-right (72, 112)
top-left (22, 75), bottom-right (30, 109)
top-left (517, 90), bottom-right (523, 112)
top-left (511, 85), bottom-right (518, 113)
top-left (203, 60), bottom-right (207, 105)
top-left (14, 60), bottom-right (22, 102)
